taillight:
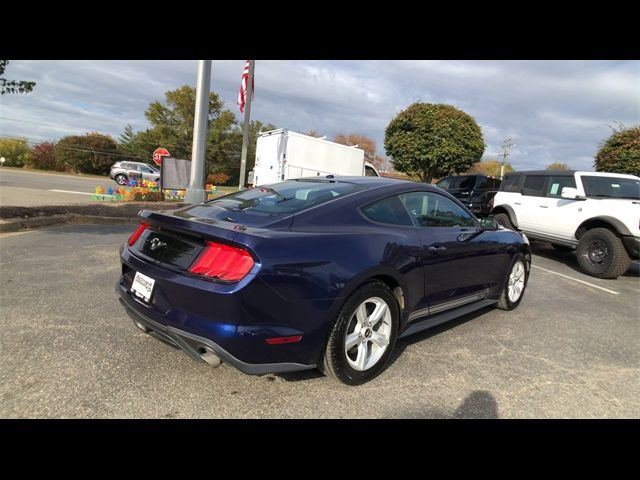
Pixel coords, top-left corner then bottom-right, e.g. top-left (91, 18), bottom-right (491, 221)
top-left (188, 241), bottom-right (254, 282)
top-left (128, 223), bottom-right (150, 246)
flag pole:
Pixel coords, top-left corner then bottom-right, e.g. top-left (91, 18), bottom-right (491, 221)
top-left (238, 60), bottom-right (255, 190)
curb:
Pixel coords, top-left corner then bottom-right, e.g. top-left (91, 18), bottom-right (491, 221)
top-left (0, 214), bottom-right (137, 233)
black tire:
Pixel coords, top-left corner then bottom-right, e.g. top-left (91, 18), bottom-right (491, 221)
top-left (576, 228), bottom-right (630, 279)
top-left (320, 281), bottom-right (399, 386)
top-left (494, 213), bottom-right (515, 230)
top-left (497, 253), bottom-right (529, 311)
top-left (115, 174), bottom-right (127, 185)
top-left (552, 243), bottom-right (575, 252)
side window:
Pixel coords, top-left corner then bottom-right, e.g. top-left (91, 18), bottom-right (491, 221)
top-left (493, 178), bottom-right (502, 190)
top-left (399, 191), bottom-right (476, 228)
top-left (436, 177), bottom-right (453, 189)
top-left (546, 176), bottom-right (576, 198)
top-left (501, 175), bottom-right (521, 192)
top-left (475, 176), bottom-right (488, 190)
top-left (361, 196), bottom-right (413, 226)
top-left (457, 177), bottom-right (474, 190)
top-left (522, 176), bottom-right (547, 197)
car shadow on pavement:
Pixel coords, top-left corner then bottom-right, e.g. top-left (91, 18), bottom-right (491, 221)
top-left (389, 305), bottom-right (495, 369)
top-left (530, 240), bottom-right (640, 277)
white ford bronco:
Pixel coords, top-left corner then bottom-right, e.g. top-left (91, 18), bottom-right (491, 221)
top-left (490, 170), bottom-right (639, 279)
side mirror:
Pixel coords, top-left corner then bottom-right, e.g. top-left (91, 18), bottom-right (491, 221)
top-left (561, 187), bottom-right (585, 200)
top-left (479, 217), bottom-right (499, 230)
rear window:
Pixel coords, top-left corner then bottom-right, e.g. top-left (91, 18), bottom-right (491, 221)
top-left (176, 180), bottom-right (367, 227)
top-left (207, 180), bottom-right (366, 215)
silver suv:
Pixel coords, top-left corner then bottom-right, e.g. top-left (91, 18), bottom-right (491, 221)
top-left (110, 161), bottom-right (160, 185)
top-left (491, 170), bottom-right (640, 279)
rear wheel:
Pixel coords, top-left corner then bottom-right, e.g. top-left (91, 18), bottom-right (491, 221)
top-left (115, 174), bottom-right (127, 185)
top-left (321, 281), bottom-right (399, 385)
top-left (497, 254), bottom-right (529, 311)
top-left (494, 212), bottom-right (515, 230)
top-left (576, 228), bottom-right (630, 279)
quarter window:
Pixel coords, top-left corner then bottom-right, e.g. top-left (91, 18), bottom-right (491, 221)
top-left (398, 191), bottom-right (476, 228)
top-left (361, 196), bottom-right (413, 226)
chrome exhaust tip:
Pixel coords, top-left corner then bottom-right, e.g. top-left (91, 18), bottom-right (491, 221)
top-left (200, 347), bottom-right (222, 367)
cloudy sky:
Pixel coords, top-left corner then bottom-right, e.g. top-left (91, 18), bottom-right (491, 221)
top-left (1, 60), bottom-right (638, 171)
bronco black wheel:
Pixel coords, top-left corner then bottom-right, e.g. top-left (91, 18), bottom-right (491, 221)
top-left (576, 228), bottom-right (630, 279)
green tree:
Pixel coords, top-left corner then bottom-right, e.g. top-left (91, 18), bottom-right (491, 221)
top-left (28, 142), bottom-right (59, 170)
top-left (119, 86), bottom-right (277, 185)
top-left (546, 162), bottom-right (571, 170)
top-left (0, 60), bottom-right (36, 95)
top-left (384, 103), bottom-right (485, 183)
top-left (466, 158), bottom-right (514, 177)
top-left (594, 125), bottom-right (640, 176)
top-left (54, 133), bottom-right (120, 174)
top-left (0, 138), bottom-right (30, 167)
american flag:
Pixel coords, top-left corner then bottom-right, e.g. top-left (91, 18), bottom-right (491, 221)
top-left (237, 60), bottom-right (254, 113)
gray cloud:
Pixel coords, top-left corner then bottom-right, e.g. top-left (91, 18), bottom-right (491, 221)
top-left (1, 60), bottom-right (638, 171)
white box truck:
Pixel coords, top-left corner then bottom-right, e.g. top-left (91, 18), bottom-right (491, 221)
top-left (252, 129), bottom-right (379, 186)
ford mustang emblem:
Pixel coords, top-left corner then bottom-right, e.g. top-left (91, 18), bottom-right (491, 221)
top-left (149, 238), bottom-right (167, 251)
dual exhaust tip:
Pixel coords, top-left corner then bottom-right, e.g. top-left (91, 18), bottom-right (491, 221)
top-left (133, 318), bottom-right (222, 368)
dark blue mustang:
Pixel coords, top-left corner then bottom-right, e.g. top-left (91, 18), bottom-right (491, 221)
top-left (118, 176), bottom-right (531, 385)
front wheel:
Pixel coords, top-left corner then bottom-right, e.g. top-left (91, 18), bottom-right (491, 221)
top-left (497, 254), bottom-right (529, 311)
top-left (576, 228), bottom-right (630, 279)
top-left (115, 174), bottom-right (127, 185)
top-left (321, 281), bottom-right (399, 385)
top-left (493, 212), bottom-right (515, 230)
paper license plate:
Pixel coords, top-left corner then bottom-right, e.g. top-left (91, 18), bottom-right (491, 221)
top-left (131, 271), bottom-right (155, 303)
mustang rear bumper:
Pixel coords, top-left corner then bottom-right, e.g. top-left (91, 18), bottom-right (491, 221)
top-left (118, 290), bottom-right (315, 375)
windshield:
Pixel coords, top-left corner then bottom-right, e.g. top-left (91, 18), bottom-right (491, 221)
top-left (581, 176), bottom-right (640, 200)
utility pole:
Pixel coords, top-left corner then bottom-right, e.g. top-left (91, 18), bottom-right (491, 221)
top-left (185, 60), bottom-right (211, 204)
top-left (498, 137), bottom-right (515, 180)
top-left (238, 60), bottom-right (255, 190)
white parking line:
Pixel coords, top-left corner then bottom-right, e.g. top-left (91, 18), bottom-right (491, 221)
top-left (49, 189), bottom-right (113, 197)
top-left (531, 265), bottom-right (620, 295)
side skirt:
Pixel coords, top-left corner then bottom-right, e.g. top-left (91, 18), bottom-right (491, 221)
top-left (399, 299), bottom-right (498, 339)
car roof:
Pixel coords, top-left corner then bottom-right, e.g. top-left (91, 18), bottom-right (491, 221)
top-left (294, 175), bottom-right (416, 187)
top-left (506, 170), bottom-right (576, 176)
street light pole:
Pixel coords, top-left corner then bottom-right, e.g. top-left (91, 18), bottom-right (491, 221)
top-left (185, 60), bottom-right (212, 204)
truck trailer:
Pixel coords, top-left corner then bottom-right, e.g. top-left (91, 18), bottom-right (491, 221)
top-left (252, 129), bottom-right (379, 186)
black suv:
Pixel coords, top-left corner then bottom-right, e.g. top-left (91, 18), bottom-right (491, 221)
top-left (435, 175), bottom-right (502, 216)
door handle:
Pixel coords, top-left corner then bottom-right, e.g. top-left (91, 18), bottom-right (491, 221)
top-left (428, 244), bottom-right (447, 252)
top-left (514, 202), bottom-right (521, 205)
top-left (539, 205), bottom-right (548, 208)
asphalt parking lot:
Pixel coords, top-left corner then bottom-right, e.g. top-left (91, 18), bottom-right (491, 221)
top-left (0, 224), bottom-right (638, 418)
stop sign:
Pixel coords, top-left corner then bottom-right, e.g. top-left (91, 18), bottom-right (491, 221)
top-left (153, 148), bottom-right (170, 166)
